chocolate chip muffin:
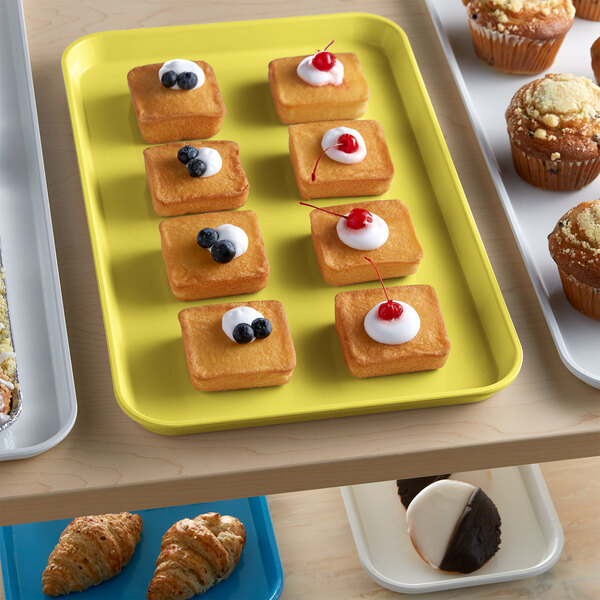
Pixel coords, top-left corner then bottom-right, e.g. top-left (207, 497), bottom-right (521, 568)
top-left (462, 0), bottom-right (575, 74)
top-left (548, 200), bottom-right (600, 319)
top-left (506, 73), bottom-right (600, 190)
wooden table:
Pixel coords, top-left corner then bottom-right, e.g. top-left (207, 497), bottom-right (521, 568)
top-left (0, 0), bottom-right (598, 536)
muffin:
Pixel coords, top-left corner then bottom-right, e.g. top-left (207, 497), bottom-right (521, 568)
top-left (548, 199), bottom-right (600, 319)
top-left (505, 73), bottom-right (600, 190)
top-left (573, 0), bottom-right (600, 19)
top-left (462, 0), bottom-right (575, 74)
top-left (592, 36), bottom-right (600, 84)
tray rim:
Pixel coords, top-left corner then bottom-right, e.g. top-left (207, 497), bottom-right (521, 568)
top-left (340, 464), bottom-right (564, 594)
top-left (60, 11), bottom-right (523, 434)
top-left (0, 0), bottom-right (77, 459)
top-left (423, 0), bottom-right (600, 389)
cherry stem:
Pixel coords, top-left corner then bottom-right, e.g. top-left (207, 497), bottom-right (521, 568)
top-left (365, 257), bottom-right (391, 303)
top-left (323, 40), bottom-right (335, 52)
top-left (311, 142), bottom-right (343, 181)
top-left (299, 201), bottom-right (347, 219)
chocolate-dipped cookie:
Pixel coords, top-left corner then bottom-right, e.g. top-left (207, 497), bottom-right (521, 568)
top-left (396, 474), bottom-right (450, 509)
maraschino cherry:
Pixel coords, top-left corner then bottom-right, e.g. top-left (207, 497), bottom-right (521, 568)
top-left (312, 40), bottom-right (336, 71)
top-left (365, 257), bottom-right (403, 320)
top-left (311, 133), bottom-right (359, 181)
top-left (300, 201), bottom-right (373, 230)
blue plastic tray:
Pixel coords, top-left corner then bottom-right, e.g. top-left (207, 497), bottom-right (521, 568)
top-left (0, 497), bottom-right (283, 600)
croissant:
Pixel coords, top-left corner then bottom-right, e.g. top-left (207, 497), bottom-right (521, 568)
top-left (42, 511), bottom-right (143, 596)
top-left (147, 512), bottom-right (246, 600)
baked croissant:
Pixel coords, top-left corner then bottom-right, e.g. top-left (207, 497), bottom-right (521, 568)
top-left (147, 512), bottom-right (246, 600)
top-left (42, 511), bottom-right (143, 596)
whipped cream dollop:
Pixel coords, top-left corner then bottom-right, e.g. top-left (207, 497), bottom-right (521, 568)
top-left (158, 59), bottom-right (205, 90)
top-left (222, 307), bottom-right (264, 342)
top-left (212, 224), bottom-right (248, 259)
top-left (194, 147), bottom-right (222, 177)
top-left (322, 127), bottom-right (366, 164)
top-left (336, 212), bottom-right (388, 250)
top-left (297, 54), bottom-right (344, 86)
top-left (364, 301), bottom-right (420, 345)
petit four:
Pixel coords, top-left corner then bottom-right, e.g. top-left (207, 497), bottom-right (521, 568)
top-left (178, 300), bottom-right (296, 391)
top-left (505, 73), bottom-right (600, 190)
top-left (159, 210), bottom-right (269, 301)
top-left (462, 0), bottom-right (574, 74)
top-left (42, 512), bottom-right (143, 596)
top-left (0, 267), bottom-right (17, 427)
top-left (144, 141), bottom-right (249, 216)
top-left (127, 59), bottom-right (226, 143)
top-left (303, 198), bottom-right (423, 285)
top-left (268, 42), bottom-right (369, 124)
top-left (334, 266), bottom-right (450, 377)
top-left (289, 120), bottom-right (394, 199)
top-left (548, 199), bottom-right (600, 319)
top-left (148, 512), bottom-right (245, 599)
top-left (406, 479), bottom-right (501, 573)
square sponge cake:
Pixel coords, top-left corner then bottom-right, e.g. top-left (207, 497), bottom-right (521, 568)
top-left (268, 52), bottom-right (369, 124)
top-left (128, 61), bottom-right (226, 143)
top-left (179, 300), bottom-right (296, 391)
top-left (335, 285), bottom-right (450, 378)
top-left (144, 140), bottom-right (249, 216)
top-left (159, 210), bottom-right (269, 301)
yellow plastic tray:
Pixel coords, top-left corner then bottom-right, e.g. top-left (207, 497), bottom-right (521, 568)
top-left (62, 13), bottom-right (522, 435)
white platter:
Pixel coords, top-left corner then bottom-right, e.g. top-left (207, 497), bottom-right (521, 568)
top-left (341, 465), bottom-right (563, 594)
top-left (424, 0), bottom-right (600, 388)
top-left (0, 0), bottom-right (77, 460)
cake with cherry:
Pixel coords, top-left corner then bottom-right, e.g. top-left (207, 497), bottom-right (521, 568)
top-left (302, 198), bottom-right (423, 285)
top-left (178, 300), bottom-right (296, 391)
top-left (268, 41), bottom-right (370, 124)
top-left (289, 120), bottom-right (394, 199)
top-left (334, 259), bottom-right (450, 378)
top-left (159, 210), bottom-right (269, 301)
top-left (127, 58), bottom-right (226, 143)
top-left (144, 141), bottom-right (249, 216)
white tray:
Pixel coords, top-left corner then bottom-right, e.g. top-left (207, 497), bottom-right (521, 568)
top-left (0, 0), bottom-right (77, 459)
top-left (424, 0), bottom-right (600, 388)
top-left (341, 465), bottom-right (563, 594)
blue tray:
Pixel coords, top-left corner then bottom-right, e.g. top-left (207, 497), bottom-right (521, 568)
top-left (0, 497), bottom-right (283, 600)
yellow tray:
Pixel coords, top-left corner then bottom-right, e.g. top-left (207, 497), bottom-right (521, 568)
top-left (62, 13), bottom-right (522, 435)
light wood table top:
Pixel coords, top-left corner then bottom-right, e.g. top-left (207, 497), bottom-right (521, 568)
top-left (0, 0), bottom-right (599, 526)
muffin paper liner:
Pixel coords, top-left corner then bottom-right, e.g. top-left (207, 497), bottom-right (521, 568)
top-left (509, 143), bottom-right (600, 191)
top-left (574, 1), bottom-right (600, 21)
top-left (558, 267), bottom-right (600, 320)
top-left (467, 21), bottom-right (566, 74)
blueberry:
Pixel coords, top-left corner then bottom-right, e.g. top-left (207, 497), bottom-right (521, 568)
top-left (187, 158), bottom-right (207, 177)
top-left (177, 71), bottom-right (198, 90)
top-left (197, 228), bottom-right (218, 248)
top-left (251, 318), bottom-right (272, 339)
top-left (178, 145), bottom-right (199, 164)
top-left (233, 323), bottom-right (254, 344)
top-left (161, 70), bottom-right (177, 88)
top-left (210, 240), bottom-right (236, 263)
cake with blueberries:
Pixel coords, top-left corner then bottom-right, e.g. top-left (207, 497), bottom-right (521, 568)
top-left (178, 300), bottom-right (296, 391)
top-left (127, 58), bottom-right (226, 143)
top-left (144, 140), bottom-right (249, 216)
top-left (268, 41), bottom-right (369, 124)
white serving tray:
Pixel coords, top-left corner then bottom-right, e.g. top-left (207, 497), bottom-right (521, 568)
top-left (341, 465), bottom-right (563, 594)
top-left (424, 0), bottom-right (600, 388)
top-left (0, 0), bottom-right (77, 459)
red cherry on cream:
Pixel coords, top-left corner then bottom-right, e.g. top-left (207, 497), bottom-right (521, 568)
top-left (299, 202), bottom-right (373, 231)
top-left (311, 133), bottom-right (359, 181)
top-left (364, 257), bottom-right (404, 321)
top-left (312, 40), bottom-right (336, 71)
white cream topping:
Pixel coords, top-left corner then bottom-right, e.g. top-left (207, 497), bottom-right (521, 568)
top-left (0, 378), bottom-right (14, 391)
top-left (194, 147), bottom-right (222, 177)
top-left (297, 54), bottom-right (344, 86)
top-left (222, 307), bottom-right (264, 342)
top-left (336, 212), bottom-right (388, 250)
top-left (321, 127), bottom-right (367, 164)
top-left (406, 480), bottom-right (476, 569)
top-left (0, 351), bottom-right (15, 364)
top-left (212, 224), bottom-right (248, 259)
top-left (364, 301), bottom-right (420, 345)
top-left (158, 59), bottom-right (205, 90)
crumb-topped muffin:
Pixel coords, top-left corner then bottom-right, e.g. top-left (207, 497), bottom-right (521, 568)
top-left (572, 0), bottom-right (600, 20)
top-left (548, 199), bottom-right (600, 319)
top-left (505, 73), bottom-right (600, 190)
top-left (462, 0), bottom-right (575, 74)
